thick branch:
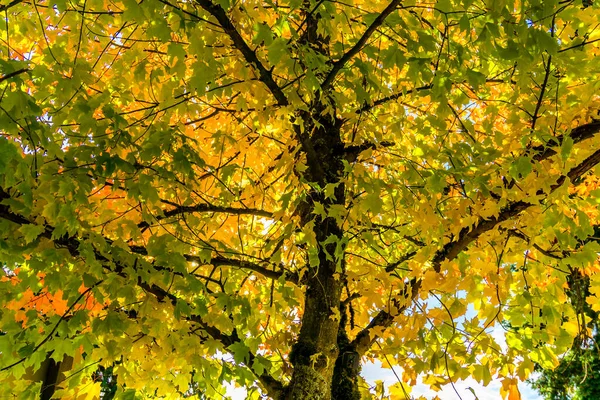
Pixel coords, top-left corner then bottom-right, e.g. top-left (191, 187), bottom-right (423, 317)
top-left (321, 0), bottom-right (403, 91)
top-left (358, 77), bottom-right (516, 114)
top-left (432, 147), bottom-right (600, 271)
top-left (530, 120), bottom-right (600, 162)
top-left (384, 251), bottom-right (417, 273)
top-left (138, 203), bottom-right (274, 229)
top-left (357, 84), bottom-right (433, 113)
top-left (433, 123), bottom-right (600, 271)
top-left (351, 142), bottom-right (600, 357)
top-left (349, 278), bottom-right (421, 357)
top-left (430, 200), bottom-right (530, 272)
top-left (553, 148), bottom-right (600, 189)
top-left (125, 243), bottom-right (296, 283)
top-left (194, 0), bottom-right (288, 106)
top-left (0, 191), bottom-right (296, 286)
top-left (189, 254), bottom-right (300, 284)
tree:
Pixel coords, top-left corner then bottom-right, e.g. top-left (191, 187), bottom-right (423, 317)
top-left (530, 267), bottom-right (600, 400)
top-left (0, 0), bottom-right (599, 398)
top-left (530, 332), bottom-right (600, 400)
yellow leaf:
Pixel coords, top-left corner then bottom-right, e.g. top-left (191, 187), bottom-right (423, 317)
top-left (501, 378), bottom-right (521, 400)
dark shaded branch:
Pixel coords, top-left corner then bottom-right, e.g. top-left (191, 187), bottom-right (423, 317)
top-left (125, 244), bottom-right (297, 284)
top-left (430, 200), bottom-right (530, 272)
top-left (0, 188), bottom-right (32, 225)
top-left (358, 77), bottom-right (516, 113)
top-left (558, 37), bottom-right (600, 53)
top-left (138, 203), bottom-right (274, 230)
top-left (530, 54), bottom-right (552, 133)
top-left (432, 147), bottom-right (600, 272)
top-left (0, 0), bottom-right (25, 12)
top-left (384, 251), bottom-right (417, 273)
top-left (0, 68), bottom-right (29, 83)
top-left (502, 120), bottom-right (600, 191)
top-left (321, 0), bottom-right (403, 91)
top-left (158, 0), bottom-right (217, 26)
top-left (194, 0), bottom-right (288, 106)
top-left (552, 147), bottom-right (600, 190)
top-left (188, 254), bottom-right (300, 284)
top-left (506, 229), bottom-right (568, 260)
top-left (530, 120), bottom-right (600, 162)
top-left (357, 84), bottom-right (433, 113)
top-left (344, 140), bottom-right (394, 163)
top-left (350, 278), bottom-right (421, 357)
top-left (352, 142), bottom-right (600, 357)
top-left (0, 190), bottom-right (296, 285)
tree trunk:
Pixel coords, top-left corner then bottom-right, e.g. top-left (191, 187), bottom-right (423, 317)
top-left (286, 215), bottom-right (344, 399)
top-left (285, 119), bottom-right (348, 399)
top-left (331, 303), bottom-right (361, 400)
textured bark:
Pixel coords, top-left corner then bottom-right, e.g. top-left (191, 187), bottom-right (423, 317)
top-left (286, 188), bottom-right (345, 399)
top-left (331, 304), bottom-right (361, 400)
top-left (285, 106), bottom-right (346, 398)
top-left (286, 238), bottom-right (343, 399)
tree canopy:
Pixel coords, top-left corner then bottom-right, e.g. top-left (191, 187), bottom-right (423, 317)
top-left (0, 0), bottom-right (600, 398)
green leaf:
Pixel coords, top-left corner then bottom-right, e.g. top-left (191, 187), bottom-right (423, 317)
top-left (228, 341), bottom-right (250, 364)
top-left (312, 201), bottom-right (326, 217)
top-left (17, 343), bottom-right (35, 358)
top-left (561, 136), bottom-right (574, 161)
top-left (459, 14), bottom-right (470, 32)
top-left (324, 183), bottom-right (339, 200)
top-left (466, 69), bottom-right (486, 90)
top-left (436, 0), bottom-right (453, 13)
top-left (412, 147), bottom-right (425, 157)
top-left (216, 0), bottom-right (230, 10)
top-left (364, 191), bottom-right (383, 214)
top-left (174, 300), bottom-right (193, 319)
top-left (532, 29), bottom-right (559, 55)
top-left (496, 40), bottom-right (520, 60)
top-left (253, 23), bottom-right (274, 46)
top-left (510, 156), bottom-right (532, 178)
top-left (268, 38), bottom-right (288, 66)
top-left (427, 173), bottom-right (446, 193)
top-left (0, 137), bottom-right (19, 174)
top-left (118, 389), bottom-right (138, 400)
top-left (252, 356), bottom-right (266, 376)
top-left (19, 224), bottom-right (44, 244)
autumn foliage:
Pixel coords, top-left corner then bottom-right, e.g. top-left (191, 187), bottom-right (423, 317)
top-left (1, 0), bottom-right (600, 399)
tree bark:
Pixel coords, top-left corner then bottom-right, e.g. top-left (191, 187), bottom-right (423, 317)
top-left (286, 264), bottom-right (342, 399)
top-left (285, 115), bottom-right (347, 398)
top-left (331, 303), bottom-right (361, 400)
